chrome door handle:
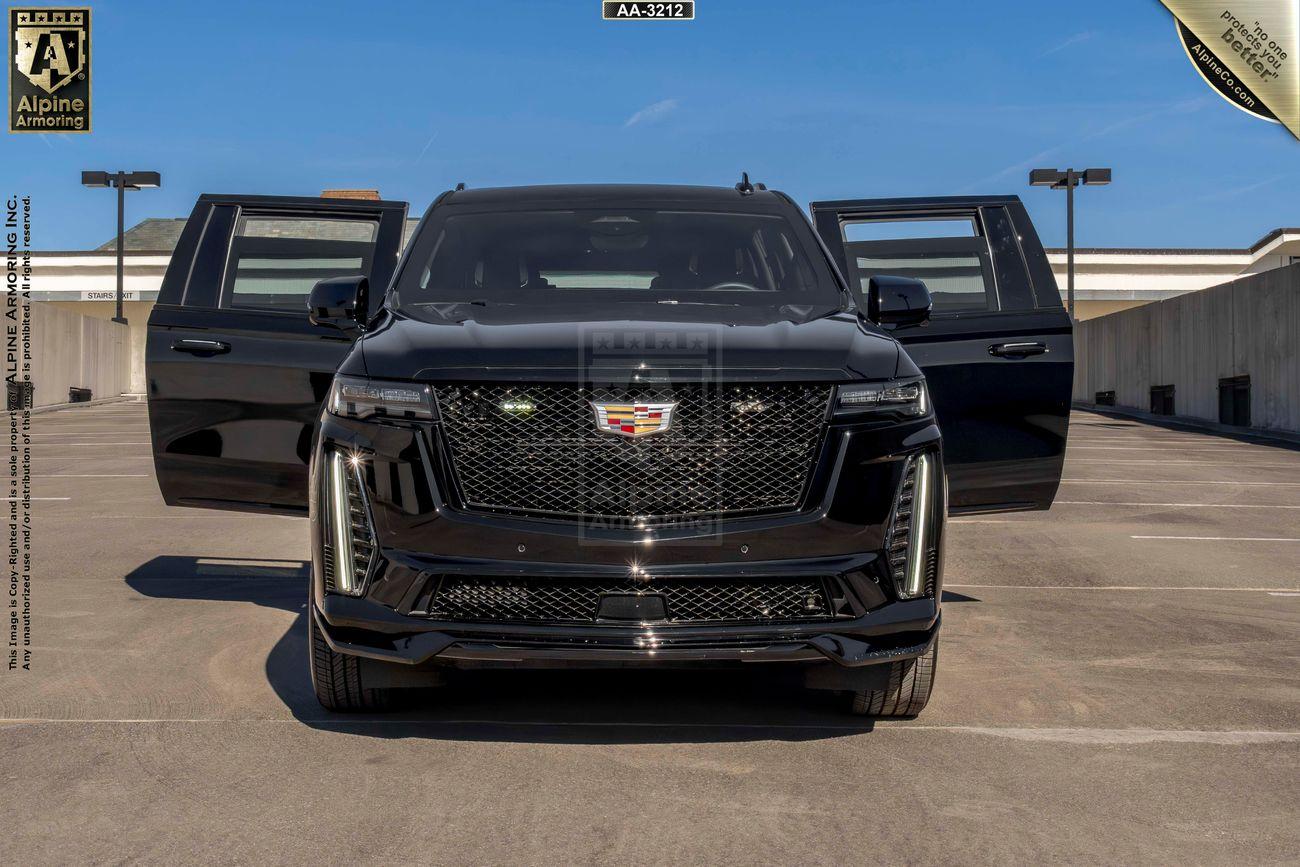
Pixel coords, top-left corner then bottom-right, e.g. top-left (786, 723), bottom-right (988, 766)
top-left (989, 342), bottom-right (1047, 358)
top-left (171, 338), bottom-right (231, 355)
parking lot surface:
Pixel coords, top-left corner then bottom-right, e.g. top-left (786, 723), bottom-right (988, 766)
top-left (2, 403), bottom-right (1297, 864)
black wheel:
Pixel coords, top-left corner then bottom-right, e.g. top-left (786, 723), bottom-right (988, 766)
top-left (849, 639), bottom-right (938, 718)
top-left (308, 610), bottom-right (395, 712)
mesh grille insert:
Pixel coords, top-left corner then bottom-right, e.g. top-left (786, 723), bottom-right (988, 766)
top-left (421, 575), bottom-right (835, 624)
top-left (434, 383), bottom-right (831, 520)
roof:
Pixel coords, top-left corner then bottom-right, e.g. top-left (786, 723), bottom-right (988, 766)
top-left (1045, 228), bottom-right (1300, 256)
top-left (1046, 247), bottom-right (1246, 255)
top-left (96, 218), bottom-right (187, 252)
top-left (443, 183), bottom-right (783, 206)
top-left (320, 189), bottom-right (381, 200)
top-left (97, 215), bottom-right (424, 251)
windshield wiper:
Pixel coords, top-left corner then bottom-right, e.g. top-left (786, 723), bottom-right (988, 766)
top-left (656, 299), bottom-right (742, 307)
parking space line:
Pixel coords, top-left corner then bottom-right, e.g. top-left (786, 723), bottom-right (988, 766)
top-left (947, 583), bottom-right (1298, 592)
top-left (1131, 535), bottom-right (1300, 542)
top-left (1062, 479), bottom-right (1300, 486)
top-left (1067, 460), bottom-right (1299, 467)
top-left (31, 442), bottom-right (152, 446)
top-left (35, 474), bottom-right (149, 478)
top-left (37, 514), bottom-right (303, 519)
top-left (31, 431), bottom-right (150, 435)
top-left (0, 718), bottom-right (1295, 742)
top-left (1067, 446), bottom-right (1267, 452)
top-left (1057, 501), bottom-right (1300, 509)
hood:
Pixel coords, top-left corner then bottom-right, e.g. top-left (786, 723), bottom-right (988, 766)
top-left (355, 304), bottom-right (901, 383)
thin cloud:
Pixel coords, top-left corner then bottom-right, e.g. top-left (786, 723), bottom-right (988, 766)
top-left (959, 98), bottom-right (1207, 192)
top-left (414, 130), bottom-right (439, 164)
top-left (1193, 173), bottom-right (1289, 203)
top-left (1040, 31), bottom-right (1095, 57)
top-left (624, 98), bottom-right (679, 128)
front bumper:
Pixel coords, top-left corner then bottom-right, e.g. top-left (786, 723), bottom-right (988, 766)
top-left (316, 592), bottom-right (939, 669)
top-left (309, 404), bottom-right (945, 679)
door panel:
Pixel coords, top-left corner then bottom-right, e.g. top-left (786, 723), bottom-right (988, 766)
top-left (147, 195), bottom-right (408, 514)
top-left (811, 196), bottom-right (1073, 513)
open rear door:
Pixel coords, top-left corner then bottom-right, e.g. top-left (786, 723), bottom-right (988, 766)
top-left (147, 194), bottom-right (408, 514)
top-left (811, 195), bottom-right (1072, 513)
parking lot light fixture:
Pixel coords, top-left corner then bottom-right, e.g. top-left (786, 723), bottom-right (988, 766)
top-left (1029, 167), bottom-right (1111, 322)
top-left (80, 170), bottom-right (162, 324)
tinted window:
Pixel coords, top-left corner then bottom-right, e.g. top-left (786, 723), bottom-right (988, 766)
top-left (222, 216), bottom-right (378, 311)
top-left (840, 212), bottom-right (995, 314)
top-left (395, 208), bottom-right (839, 314)
top-left (854, 253), bottom-right (991, 312)
top-left (843, 218), bottom-right (975, 242)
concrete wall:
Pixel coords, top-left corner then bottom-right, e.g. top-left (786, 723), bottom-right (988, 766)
top-left (1074, 264), bottom-right (1300, 433)
top-left (48, 300), bottom-right (153, 394)
top-left (26, 300), bottom-right (131, 408)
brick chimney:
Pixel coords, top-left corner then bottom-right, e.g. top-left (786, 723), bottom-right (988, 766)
top-left (320, 189), bottom-right (380, 200)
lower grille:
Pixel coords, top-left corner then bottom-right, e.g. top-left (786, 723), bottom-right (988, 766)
top-left (434, 383), bottom-right (832, 521)
top-left (419, 575), bottom-right (834, 624)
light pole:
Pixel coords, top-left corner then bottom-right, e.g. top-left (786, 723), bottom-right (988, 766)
top-left (1029, 167), bottom-right (1110, 322)
top-left (81, 170), bottom-right (162, 324)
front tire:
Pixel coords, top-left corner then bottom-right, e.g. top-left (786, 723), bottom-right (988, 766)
top-left (848, 639), bottom-right (938, 718)
top-left (308, 610), bottom-right (395, 712)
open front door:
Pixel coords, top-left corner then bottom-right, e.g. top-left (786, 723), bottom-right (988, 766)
top-left (147, 194), bottom-right (408, 514)
top-left (811, 195), bottom-right (1072, 513)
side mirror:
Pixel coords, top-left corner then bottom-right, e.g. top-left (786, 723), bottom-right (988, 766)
top-left (308, 275), bottom-right (369, 334)
top-left (867, 275), bottom-right (932, 328)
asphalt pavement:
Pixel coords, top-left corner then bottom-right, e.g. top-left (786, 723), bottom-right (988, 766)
top-left (2, 402), bottom-right (1297, 864)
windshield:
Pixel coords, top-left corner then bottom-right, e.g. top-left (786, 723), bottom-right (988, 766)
top-left (392, 208), bottom-right (841, 316)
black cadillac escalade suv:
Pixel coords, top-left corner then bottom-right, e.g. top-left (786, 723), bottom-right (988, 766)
top-left (145, 182), bottom-right (1072, 717)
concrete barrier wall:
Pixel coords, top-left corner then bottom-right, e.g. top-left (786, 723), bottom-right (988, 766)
top-left (25, 300), bottom-right (131, 408)
top-left (1073, 264), bottom-right (1300, 433)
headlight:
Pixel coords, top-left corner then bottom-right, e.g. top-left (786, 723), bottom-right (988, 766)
top-left (324, 449), bottom-right (375, 596)
top-left (327, 375), bottom-right (435, 420)
top-left (834, 378), bottom-right (929, 418)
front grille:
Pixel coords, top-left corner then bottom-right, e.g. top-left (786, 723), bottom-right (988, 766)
top-left (419, 575), bottom-right (834, 624)
top-left (434, 383), bottom-right (832, 520)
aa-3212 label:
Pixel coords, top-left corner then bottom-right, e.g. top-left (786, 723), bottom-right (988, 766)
top-left (603, 2), bottom-right (694, 21)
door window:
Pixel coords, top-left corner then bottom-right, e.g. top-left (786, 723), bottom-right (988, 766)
top-left (840, 216), bottom-right (996, 314)
top-left (852, 252), bottom-right (989, 312)
top-left (221, 215), bottom-right (379, 312)
top-left (843, 218), bottom-right (976, 242)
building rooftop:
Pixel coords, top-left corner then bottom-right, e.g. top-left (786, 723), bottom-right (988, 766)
top-left (98, 215), bottom-right (425, 252)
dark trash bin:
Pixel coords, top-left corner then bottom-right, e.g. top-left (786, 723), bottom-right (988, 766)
top-left (6, 381), bottom-right (34, 411)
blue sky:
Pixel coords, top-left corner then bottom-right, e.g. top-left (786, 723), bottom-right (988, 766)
top-left (8, 0), bottom-right (1299, 250)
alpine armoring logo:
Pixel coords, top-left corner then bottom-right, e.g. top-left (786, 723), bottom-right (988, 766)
top-left (1177, 20), bottom-right (1277, 123)
top-left (9, 7), bottom-right (91, 133)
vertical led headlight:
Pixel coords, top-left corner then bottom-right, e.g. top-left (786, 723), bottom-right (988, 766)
top-left (902, 452), bottom-right (934, 599)
top-left (888, 451), bottom-right (936, 600)
top-left (325, 450), bottom-right (375, 596)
